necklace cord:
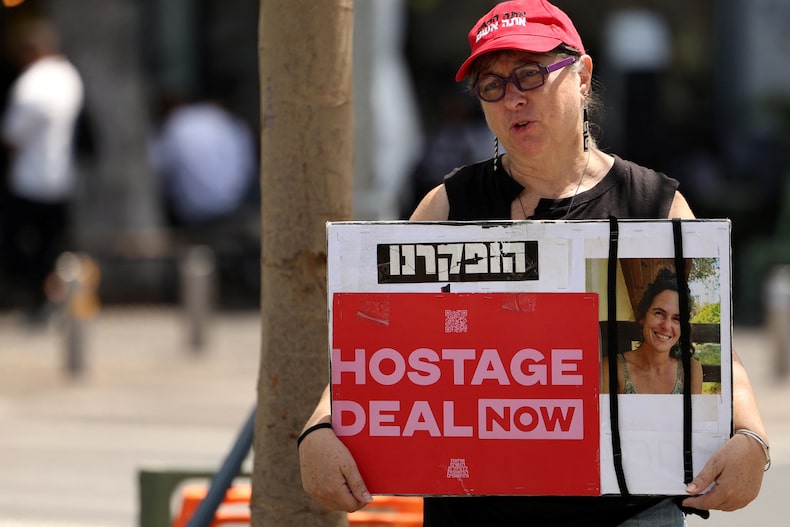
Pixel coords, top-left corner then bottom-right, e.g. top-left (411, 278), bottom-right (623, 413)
top-left (512, 148), bottom-right (592, 220)
top-left (563, 148), bottom-right (591, 220)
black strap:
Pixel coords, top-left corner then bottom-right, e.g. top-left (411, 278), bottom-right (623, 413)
top-left (672, 219), bottom-right (694, 484)
top-left (676, 498), bottom-right (711, 519)
top-left (607, 216), bottom-right (629, 496)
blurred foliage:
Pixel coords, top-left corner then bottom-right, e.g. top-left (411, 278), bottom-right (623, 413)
top-left (690, 257), bottom-right (718, 284)
top-left (694, 342), bottom-right (721, 365)
top-left (686, 257), bottom-right (720, 321)
top-left (697, 342), bottom-right (722, 395)
top-left (702, 382), bottom-right (721, 395)
top-left (692, 302), bottom-right (721, 324)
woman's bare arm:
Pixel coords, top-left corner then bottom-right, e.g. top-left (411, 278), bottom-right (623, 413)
top-left (672, 190), bottom-right (769, 510)
top-left (410, 183), bottom-right (450, 221)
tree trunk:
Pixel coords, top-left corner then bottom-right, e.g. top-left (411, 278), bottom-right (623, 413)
top-left (253, 1), bottom-right (353, 526)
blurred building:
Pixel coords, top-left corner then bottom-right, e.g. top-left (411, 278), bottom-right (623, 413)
top-left (1, 0), bottom-right (789, 320)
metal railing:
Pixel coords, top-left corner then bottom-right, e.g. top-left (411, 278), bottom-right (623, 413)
top-left (185, 407), bottom-right (255, 527)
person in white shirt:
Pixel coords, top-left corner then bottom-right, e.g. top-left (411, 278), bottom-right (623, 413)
top-left (1, 18), bottom-right (84, 319)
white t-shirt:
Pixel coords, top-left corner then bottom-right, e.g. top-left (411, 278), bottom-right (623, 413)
top-left (1, 55), bottom-right (84, 203)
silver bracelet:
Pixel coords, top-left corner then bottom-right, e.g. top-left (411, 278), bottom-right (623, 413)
top-left (735, 429), bottom-right (771, 471)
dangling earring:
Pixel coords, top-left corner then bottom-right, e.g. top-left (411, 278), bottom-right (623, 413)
top-left (493, 136), bottom-right (500, 172)
top-left (582, 107), bottom-right (590, 152)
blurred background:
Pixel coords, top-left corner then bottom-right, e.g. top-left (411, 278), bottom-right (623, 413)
top-left (0, 1), bottom-right (789, 526)
top-left (1, 0), bottom-right (788, 323)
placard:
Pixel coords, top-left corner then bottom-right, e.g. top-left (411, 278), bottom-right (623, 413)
top-left (328, 220), bottom-right (732, 496)
top-left (332, 291), bottom-right (600, 495)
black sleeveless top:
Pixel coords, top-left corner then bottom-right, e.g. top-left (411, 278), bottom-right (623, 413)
top-left (424, 154), bottom-right (680, 527)
top-left (445, 154), bottom-right (678, 221)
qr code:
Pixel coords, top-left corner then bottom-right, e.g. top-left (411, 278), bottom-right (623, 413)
top-left (445, 309), bottom-right (468, 333)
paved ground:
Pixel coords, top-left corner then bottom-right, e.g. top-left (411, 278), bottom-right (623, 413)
top-left (0, 307), bottom-right (260, 526)
top-left (0, 307), bottom-right (787, 526)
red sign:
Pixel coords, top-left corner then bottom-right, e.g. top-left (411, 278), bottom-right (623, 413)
top-left (331, 292), bottom-right (601, 496)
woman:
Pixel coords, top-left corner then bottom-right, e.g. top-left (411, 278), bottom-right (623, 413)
top-left (299, 1), bottom-right (768, 525)
top-left (602, 268), bottom-right (704, 395)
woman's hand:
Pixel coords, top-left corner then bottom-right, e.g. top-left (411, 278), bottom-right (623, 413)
top-left (299, 425), bottom-right (373, 512)
top-left (682, 432), bottom-right (766, 511)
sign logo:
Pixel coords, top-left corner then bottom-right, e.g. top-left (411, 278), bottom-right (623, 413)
top-left (377, 241), bottom-right (538, 283)
top-left (447, 458), bottom-right (470, 479)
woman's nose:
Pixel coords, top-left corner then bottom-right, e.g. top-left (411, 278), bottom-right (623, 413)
top-left (503, 81), bottom-right (527, 106)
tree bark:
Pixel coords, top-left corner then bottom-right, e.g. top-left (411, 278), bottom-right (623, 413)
top-left (254, 1), bottom-right (353, 526)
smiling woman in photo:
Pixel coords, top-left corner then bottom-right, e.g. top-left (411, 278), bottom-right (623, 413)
top-left (602, 267), bottom-right (704, 394)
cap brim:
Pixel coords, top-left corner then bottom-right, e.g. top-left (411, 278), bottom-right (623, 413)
top-left (455, 35), bottom-right (564, 82)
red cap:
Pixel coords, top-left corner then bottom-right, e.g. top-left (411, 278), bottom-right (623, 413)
top-left (455, 0), bottom-right (585, 81)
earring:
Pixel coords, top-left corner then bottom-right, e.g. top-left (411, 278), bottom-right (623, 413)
top-left (582, 107), bottom-right (590, 152)
top-left (493, 137), bottom-right (500, 172)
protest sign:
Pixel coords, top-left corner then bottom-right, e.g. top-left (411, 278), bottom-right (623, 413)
top-left (328, 220), bottom-right (732, 496)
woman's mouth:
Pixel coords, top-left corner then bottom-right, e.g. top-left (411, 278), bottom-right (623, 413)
top-left (652, 331), bottom-right (673, 342)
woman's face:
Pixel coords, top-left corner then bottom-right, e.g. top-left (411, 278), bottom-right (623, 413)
top-left (641, 289), bottom-right (681, 354)
top-left (476, 51), bottom-right (589, 159)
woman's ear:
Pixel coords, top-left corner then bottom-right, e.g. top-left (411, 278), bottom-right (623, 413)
top-left (579, 54), bottom-right (593, 97)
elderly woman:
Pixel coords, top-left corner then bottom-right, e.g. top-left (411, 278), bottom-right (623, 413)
top-left (602, 268), bottom-right (705, 395)
top-left (299, 1), bottom-right (768, 525)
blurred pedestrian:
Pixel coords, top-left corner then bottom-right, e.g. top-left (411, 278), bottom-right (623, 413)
top-left (0, 17), bottom-right (84, 322)
top-left (149, 91), bottom-right (257, 233)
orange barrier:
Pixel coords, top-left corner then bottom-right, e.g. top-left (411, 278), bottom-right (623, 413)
top-left (171, 483), bottom-right (423, 527)
top-left (171, 483), bottom-right (251, 527)
top-left (347, 495), bottom-right (423, 527)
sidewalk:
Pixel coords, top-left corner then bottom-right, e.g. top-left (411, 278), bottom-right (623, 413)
top-left (0, 307), bottom-right (260, 526)
top-left (0, 307), bottom-right (787, 526)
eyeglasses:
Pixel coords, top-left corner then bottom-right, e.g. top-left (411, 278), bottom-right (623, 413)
top-left (471, 56), bottom-right (577, 103)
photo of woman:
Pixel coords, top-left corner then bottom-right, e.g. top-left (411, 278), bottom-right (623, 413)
top-left (602, 267), bottom-right (704, 394)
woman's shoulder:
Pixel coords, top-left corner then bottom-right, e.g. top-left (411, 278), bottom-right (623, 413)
top-left (610, 155), bottom-right (678, 186)
top-left (605, 154), bottom-right (680, 218)
top-left (443, 156), bottom-right (522, 220)
top-left (410, 184), bottom-right (449, 221)
top-left (409, 161), bottom-right (490, 220)
top-left (443, 157), bottom-right (499, 190)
